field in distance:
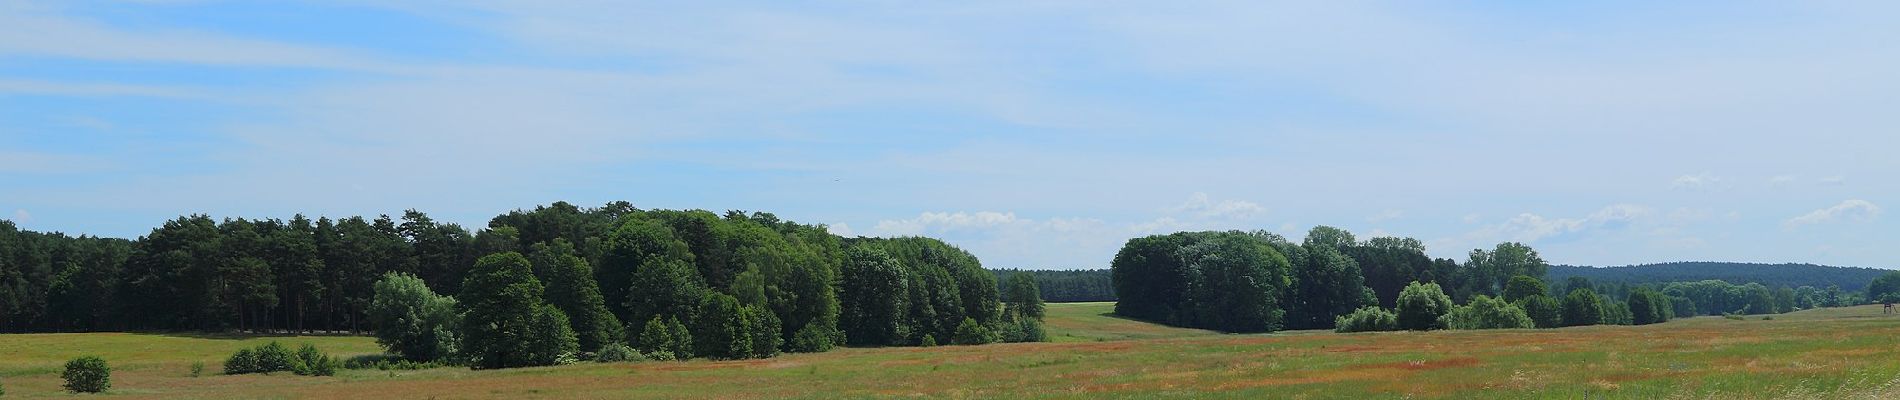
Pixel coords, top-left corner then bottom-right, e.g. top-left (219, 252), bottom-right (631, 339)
top-left (4, 303), bottom-right (1900, 399)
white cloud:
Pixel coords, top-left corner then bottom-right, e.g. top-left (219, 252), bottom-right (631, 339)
top-left (12, 209), bottom-right (30, 222)
top-left (1786, 200), bottom-right (1882, 227)
top-left (1671, 173), bottom-right (1723, 190)
top-left (871, 211), bottom-right (1020, 236)
top-left (1167, 192), bottom-right (1265, 220)
top-left (825, 222), bottom-right (855, 237)
top-left (1474, 204), bottom-right (1651, 243)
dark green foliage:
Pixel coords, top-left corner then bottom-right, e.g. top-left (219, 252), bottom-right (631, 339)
top-left (1334, 306), bottom-right (1399, 333)
top-left (224, 348), bottom-right (258, 374)
top-left (999, 317), bottom-right (1047, 343)
top-left (623, 258), bottom-right (705, 338)
top-left (1441, 295), bottom-right (1533, 330)
top-left (1286, 242), bottom-right (1369, 330)
top-left (748, 305), bottom-right (783, 358)
top-left (1395, 281), bottom-right (1453, 331)
top-left (1547, 262), bottom-right (1892, 294)
top-left (1110, 231), bottom-right (1291, 333)
top-left (190, 361), bottom-right (204, 377)
top-left (692, 291), bottom-right (753, 359)
top-left (635, 316), bottom-right (685, 360)
top-left (952, 317), bottom-right (996, 345)
top-left (293, 344), bottom-right (338, 376)
top-left (1561, 289), bottom-right (1604, 327)
top-left (839, 247), bottom-right (908, 346)
top-left (1869, 271), bottom-right (1900, 303)
top-left (459, 252), bottom-right (577, 369)
top-left (1599, 296), bottom-right (1633, 325)
top-left (341, 354), bottom-right (451, 370)
top-left (1628, 289), bottom-right (1672, 325)
top-left (254, 341), bottom-right (296, 374)
top-left (368, 272), bottom-right (459, 362)
top-left (1669, 295), bottom-right (1697, 318)
top-left (1001, 272), bottom-right (1044, 320)
top-left (530, 240), bottom-right (623, 352)
top-left (62, 356), bottom-right (110, 393)
top-left (1462, 243), bottom-right (1547, 297)
top-left (988, 269), bottom-right (1116, 302)
top-left (525, 304), bottom-right (581, 366)
top-left (1342, 236), bottom-right (1434, 309)
top-left (788, 322), bottom-right (836, 353)
top-left (1518, 295), bottom-right (1562, 329)
top-left (1502, 275), bottom-right (1548, 303)
top-left (594, 343), bottom-right (643, 363)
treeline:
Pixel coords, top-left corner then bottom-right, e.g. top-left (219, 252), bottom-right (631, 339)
top-left (1108, 226), bottom-right (1878, 334)
top-left (1110, 227), bottom-right (1543, 332)
top-left (989, 269), bottom-right (1115, 302)
top-left (1547, 262), bottom-right (1889, 294)
top-left (0, 202), bottom-right (1046, 364)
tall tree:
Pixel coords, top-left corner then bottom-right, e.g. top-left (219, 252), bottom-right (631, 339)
top-left (838, 247), bottom-right (908, 346)
top-left (458, 252), bottom-right (575, 369)
top-left (530, 240), bottom-right (623, 352)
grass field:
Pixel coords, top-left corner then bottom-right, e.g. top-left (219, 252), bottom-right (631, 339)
top-left (6, 303), bottom-right (1900, 399)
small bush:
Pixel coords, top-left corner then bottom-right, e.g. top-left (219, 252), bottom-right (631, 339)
top-left (1762, 315), bottom-right (1774, 321)
top-left (1723, 312), bottom-right (1746, 321)
top-left (595, 343), bottom-right (644, 363)
top-left (190, 361), bottom-right (205, 377)
top-left (952, 318), bottom-right (997, 345)
top-left (293, 344), bottom-right (338, 376)
top-left (342, 354), bottom-right (448, 371)
top-left (225, 348), bottom-right (259, 375)
top-left (1334, 306), bottom-right (1399, 333)
top-left (920, 335), bottom-right (938, 347)
top-left (62, 356), bottom-right (111, 393)
top-left (787, 323), bottom-right (837, 353)
top-left (1396, 282), bottom-right (1454, 331)
top-left (254, 342), bottom-right (296, 374)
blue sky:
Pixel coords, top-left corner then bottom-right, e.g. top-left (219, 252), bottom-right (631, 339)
top-left (3, 1), bottom-right (1896, 269)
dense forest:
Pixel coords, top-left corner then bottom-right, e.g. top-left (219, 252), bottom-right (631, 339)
top-left (0, 202), bottom-right (1046, 367)
top-left (988, 269), bottom-right (1115, 302)
top-left (1109, 226), bottom-right (1866, 334)
top-left (1547, 262), bottom-right (1889, 293)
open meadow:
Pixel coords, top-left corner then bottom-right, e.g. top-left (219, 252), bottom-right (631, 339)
top-left (5, 303), bottom-right (1900, 399)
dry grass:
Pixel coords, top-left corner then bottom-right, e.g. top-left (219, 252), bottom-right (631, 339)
top-left (4, 304), bottom-right (1900, 398)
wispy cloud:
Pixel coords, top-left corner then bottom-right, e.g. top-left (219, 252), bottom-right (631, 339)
top-left (1671, 173), bottom-right (1723, 190)
top-left (1786, 200), bottom-right (1882, 227)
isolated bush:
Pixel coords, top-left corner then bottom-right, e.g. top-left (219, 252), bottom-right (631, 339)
top-left (594, 343), bottom-right (644, 363)
top-left (1441, 295), bottom-right (1533, 330)
top-left (920, 335), bottom-right (939, 347)
top-left (1518, 295), bottom-right (1562, 329)
top-left (190, 361), bottom-right (205, 377)
top-left (1561, 289), bottom-right (1604, 327)
top-left (1002, 318), bottom-right (1048, 343)
top-left (368, 272), bottom-right (461, 362)
top-left (62, 356), bottom-right (111, 393)
top-left (1396, 282), bottom-right (1453, 330)
top-left (1334, 306), bottom-right (1399, 333)
top-left (953, 317), bottom-right (998, 345)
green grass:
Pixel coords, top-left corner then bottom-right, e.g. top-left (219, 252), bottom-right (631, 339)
top-left (5, 305), bottom-right (1900, 398)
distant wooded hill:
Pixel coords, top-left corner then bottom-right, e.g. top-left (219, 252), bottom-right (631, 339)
top-left (1546, 262), bottom-right (1893, 293)
top-left (990, 269), bottom-right (1115, 303)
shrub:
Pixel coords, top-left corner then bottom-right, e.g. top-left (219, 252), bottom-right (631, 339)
top-left (190, 361), bottom-right (205, 377)
top-left (953, 318), bottom-right (997, 345)
top-left (1599, 296), bottom-right (1633, 325)
top-left (1518, 295), bottom-right (1562, 329)
top-left (635, 316), bottom-right (678, 360)
top-left (1334, 306), bottom-right (1399, 333)
top-left (747, 306), bottom-right (783, 359)
top-left (342, 354), bottom-right (448, 371)
top-left (1006, 318), bottom-right (1048, 343)
top-left (1441, 295), bottom-right (1534, 330)
top-left (225, 348), bottom-right (259, 375)
top-left (369, 272), bottom-right (461, 362)
top-left (525, 304), bottom-right (581, 367)
top-left (920, 335), bottom-right (938, 347)
top-left (293, 344), bottom-right (337, 376)
top-left (1396, 282), bottom-right (1453, 331)
top-left (595, 343), bottom-right (644, 363)
top-left (254, 342), bottom-right (297, 374)
top-left (62, 356), bottom-right (111, 393)
top-left (787, 323), bottom-right (837, 353)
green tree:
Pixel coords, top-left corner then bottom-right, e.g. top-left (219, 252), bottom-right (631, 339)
top-left (1502, 275), bottom-right (1548, 303)
top-left (1561, 289), bottom-right (1604, 327)
top-left (530, 240), bottom-right (623, 353)
top-left (1518, 295), bottom-right (1562, 328)
top-left (1628, 289), bottom-right (1671, 325)
top-left (1395, 281), bottom-right (1453, 330)
top-left (623, 258), bottom-right (705, 337)
top-left (1181, 233), bottom-right (1291, 333)
top-left (1286, 243), bottom-right (1368, 330)
top-left (839, 247), bottom-right (909, 346)
top-left (1870, 272), bottom-right (1900, 304)
top-left (691, 291), bottom-right (753, 359)
top-left (1001, 272), bottom-right (1045, 321)
top-left (952, 317), bottom-right (997, 345)
top-left (368, 272), bottom-right (460, 362)
top-left (458, 252), bottom-right (575, 369)
top-left (524, 304), bottom-right (580, 366)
